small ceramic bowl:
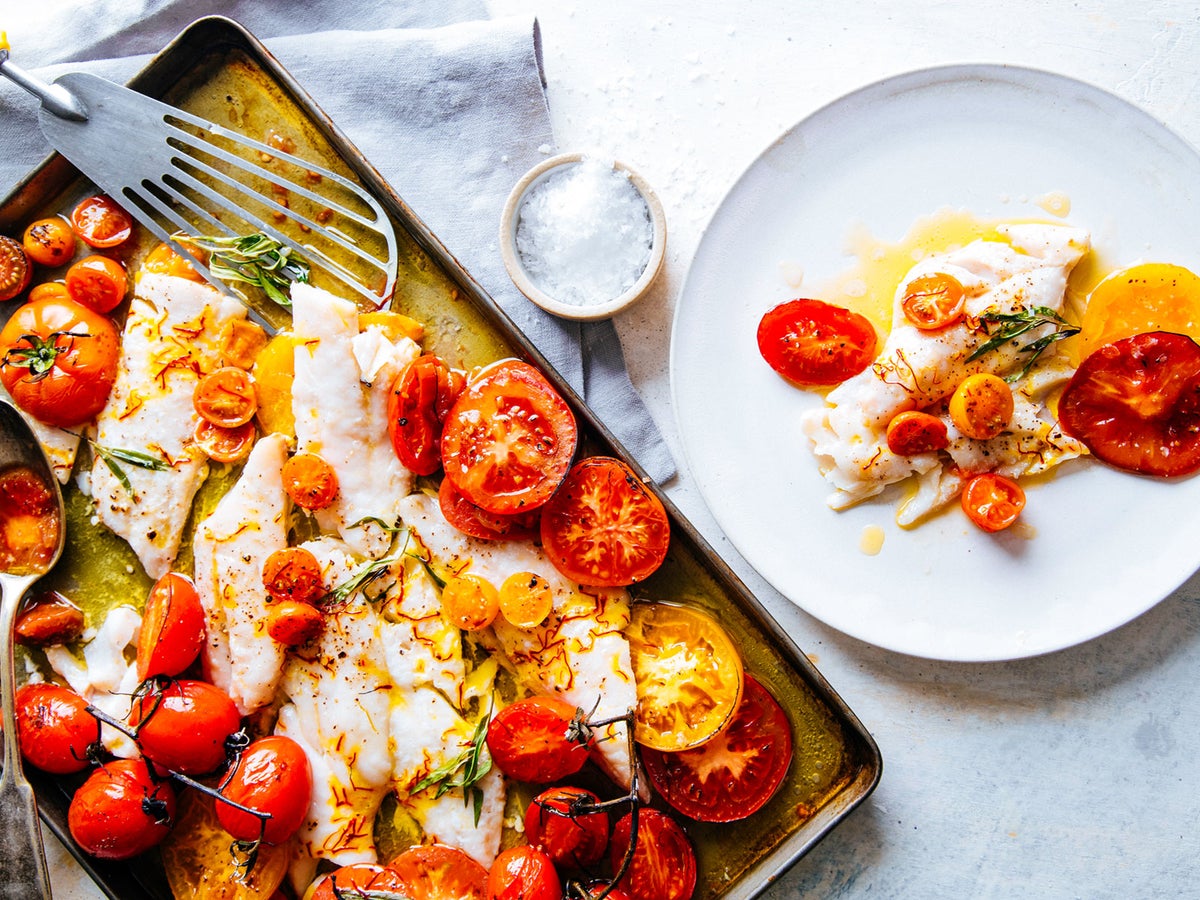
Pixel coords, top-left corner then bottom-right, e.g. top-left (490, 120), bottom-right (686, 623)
top-left (499, 152), bottom-right (667, 321)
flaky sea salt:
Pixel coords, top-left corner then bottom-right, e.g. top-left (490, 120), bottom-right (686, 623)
top-left (515, 157), bottom-right (654, 306)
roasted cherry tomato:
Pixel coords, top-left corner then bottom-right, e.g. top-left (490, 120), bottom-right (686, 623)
top-left (70, 195), bottom-right (134, 248)
top-left (310, 864), bottom-right (410, 900)
top-left (900, 272), bottom-right (966, 330)
top-left (441, 359), bottom-right (578, 514)
top-left (1059, 331), bottom-right (1200, 477)
top-left (486, 845), bottom-right (562, 900)
top-left (142, 242), bottom-right (206, 282)
top-left (949, 373), bottom-right (1013, 440)
top-left (68, 759), bottom-right (177, 860)
top-left (65, 254), bottom-right (127, 314)
top-left (540, 456), bottom-right (670, 587)
top-left (262, 546), bottom-right (325, 605)
top-left (193, 366), bottom-right (258, 428)
top-left (438, 477), bottom-right (541, 542)
top-left (265, 600), bottom-right (324, 646)
top-left (497, 571), bottom-right (553, 629)
top-left (625, 601), bottom-right (744, 751)
top-left (130, 678), bottom-right (241, 775)
top-left (886, 410), bottom-right (950, 455)
top-left (15, 590), bottom-right (85, 646)
top-left (216, 735), bottom-right (312, 845)
top-left (14, 682), bottom-right (99, 774)
top-left (193, 418), bottom-right (256, 463)
top-left (642, 675), bottom-right (793, 822)
top-left (22, 217), bottom-right (76, 267)
top-left (610, 809), bottom-right (697, 900)
top-left (0, 235), bottom-right (32, 302)
top-left (281, 451), bottom-right (339, 510)
top-left (440, 572), bottom-right (500, 631)
top-left (961, 472), bottom-right (1026, 533)
top-left (137, 572), bottom-right (205, 681)
top-left (388, 844), bottom-right (489, 900)
top-left (0, 295), bottom-right (120, 427)
top-left (388, 354), bottom-right (465, 476)
top-left (486, 696), bottom-right (591, 784)
top-left (757, 298), bottom-right (877, 386)
top-left (524, 786), bottom-right (609, 868)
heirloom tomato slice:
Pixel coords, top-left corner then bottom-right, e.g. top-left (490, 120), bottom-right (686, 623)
top-left (757, 298), bottom-right (877, 386)
top-left (438, 476), bottom-right (540, 541)
top-left (610, 809), bottom-right (697, 900)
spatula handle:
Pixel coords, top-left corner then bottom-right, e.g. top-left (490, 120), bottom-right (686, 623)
top-left (0, 47), bottom-right (87, 122)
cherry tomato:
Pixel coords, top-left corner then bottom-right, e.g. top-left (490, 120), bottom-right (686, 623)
top-left (130, 679), bottom-right (241, 775)
top-left (22, 217), bottom-right (76, 267)
top-left (524, 786), bottom-right (609, 868)
top-left (15, 590), bottom-right (85, 646)
top-left (14, 682), bottom-right (99, 774)
top-left (281, 451), bottom-right (339, 510)
top-left (540, 456), bottom-right (670, 587)
top-left (498, 571), bottom-right (553, 629)
top-left (0, 295), bottom-right (120, 427)
top-left (262, 546), bottom-right (325, 605)
top-left (28, 282), bottom-right (71, 304)
top-left (949, 373), bottom-right (1013, 440)
top-left (757, 298), bottom-right (877, 386)
top-left (642, 675), bottom-right (793, 823)
top-left (216, 735), bottom-right (312, 845)
top-left (193, 366), bottom-right (258, 428)
top-left (65, 254), bottom-right (128, 314)
top-left (310, 864), bottom-right (410, 900)
top-left (440, 573), bottom-right (500, 631)
top-left (193, 418), bottom-right (256, 463)
top-left (610, 809), bottom-right (697, 900)
top-left (70, 195), bottom-right (133, 249)
top-left (137, 572), bottom-right (205, 681)
top-left (900, 272), bottom-right (966, 330)
top-left (388, 844), bottom-right (489, 900)
top-left (441, 359), bottom-right (578, 514)
top-left (961, 472), bottom-right (1026, 533)
top-left (388, 354), bottom-right (465, 476)
top-left (486, 845), bottom-right (561, 900)
top-left (68, 759), bottom-right (176, 860)
top-left (885, 410), bottom-right (950, 455)
top-left (142, 242), bottom-right (206, 282)
top-left (438, 476), bottom-right (541, 542)
top-left (1059, 331), bottom-right (1200, 477)
top-left (0, 235), bottom-right (32, 302)
top-left (486, 696), bottom-right (591, 783)
top-left (265, 600), bottom-right (324, 646)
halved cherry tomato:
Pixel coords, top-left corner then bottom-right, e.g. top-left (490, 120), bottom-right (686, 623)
top-left (388, 844), bottom-right (488, 900)
top-left (130, 678), bottom-right (241, 775)
top-left (388, 354), bottom-right (465, 476)
top-left (0, 235), bottom-right (32, 302)
top-left (193, 418), bottom-right (256, 463)
top-left (486, 845), bottom-right (561, 900)
top-left (216, 735), bottom-right (312, 845)
top-left (28, 282), bottom-right (71, 304)
top-left (0, 295), bottom-right (120, 426)
top-left (265, 600), bottom-right (324, 646)
top-left (540, 456), bottom-right (670, 587)
top-left (15, 589), bottom-right (85, 646)
top-left (14, 682), bottom-right (99, 774)
top-left (498, 571), bottom-right (553, 629)
top-left (610, 809), bottom-right (697, 900)
top-left (949, 373), bottom-right (1013, 440)
top-left (70, 195), bottom-right (133, 249)
top-left (261, 546), bottom-right (325, 605)
top-left (625, 601), bottom-right (744, 751)
top-left (524, 786), bottom-right (609, 868)
top-left (1059, 331), bottom-right (1200, 477)
top-left (900, 272), bottom-right (966, 330)
top-left (438, 477), bottom-right (541, 542)
top-left (142, 242), bottom-right (206, 282)
top-left (281, 451), bottom-right (338, 510)
top-left (886, 410), bottom-right (950, 455)
top-left (65, 254), bottom-right (127, 313)
top-left (757, 298), bottom-right (877, 386)
top-left (441, 573), bottom-right (500, 631)
top-left (310, 864), bottom-right (410, 900)
top-left (961, 472), bottom-right (1026, 533)
top-left (137, 572), bottom-right (205, 681)
top-left (68, 759), bottom-right (176, 860)
top-left (441, 359), bottom-right (578, 514)
top-left (642, 675), bottom-right (793, 823)
top-left (22, 217), bottom-right (76, 267)
top-left (193, 366), bottom-right (257, 428)
top-left (486, 696), bottom-right (591, 783)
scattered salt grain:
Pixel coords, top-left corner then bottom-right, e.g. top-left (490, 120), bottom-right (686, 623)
top-left (515, 157), bottom-right (654, 307)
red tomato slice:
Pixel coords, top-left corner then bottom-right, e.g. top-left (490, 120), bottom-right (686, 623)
top-left (900, 272), bottom-right (966, 330)
top-left (388, 844), bottom-right (488, 900)
top-left (70, 195), bottom-right (134, 249)
top-left (485, 697), bottom-right (591, 783)
top-left (129, 679), bottom-right (241, 775)
top-left (1059, 331), bottom-right (1200, 477)
top-left (137, 572), bottom-right (205, 681)
top-left (68, 759), bottom-right (176, 860)
top-left (438, 475), bottom-right (541, 542)
top-left (388, 354), bottom-right (464, 476)
top-left (15, 682), bottom-right (100, 774)
top-left (216, 735), bottom-right (312, 845)
top-left (486, 846), bottom-right (562, 900)
top-left (524, 786), bottom-right (609, 868)
top-left (641, 675), bottom-right (793, 823)
top-left (441, 359), bottom-right (577, 514)
top-left (539, 456), bottom-right (670, 587)
top-left (960, 472), bottom-right (1025, 533)
top-left (610, 808), bottom-right (697, 900)
top-left (757, 298), bottom-right (877, 386)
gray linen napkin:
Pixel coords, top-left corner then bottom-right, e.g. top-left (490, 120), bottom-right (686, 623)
top-left (0, 0), bottom-right (677, 482)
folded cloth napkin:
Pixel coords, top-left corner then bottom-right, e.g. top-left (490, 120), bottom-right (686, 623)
top-left (0, 0), bottom-right (677, 482)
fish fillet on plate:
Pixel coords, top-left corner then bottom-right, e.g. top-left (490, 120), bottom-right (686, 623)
top-left (802, 223), bottom-right (1090, 524)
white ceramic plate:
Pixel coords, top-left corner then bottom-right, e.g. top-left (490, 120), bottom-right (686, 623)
top-left (671, 65), bottom-right (1200, 662)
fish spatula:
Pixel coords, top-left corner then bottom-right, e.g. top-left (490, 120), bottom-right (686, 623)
top-left (0, 47), bottom-right (398, 316)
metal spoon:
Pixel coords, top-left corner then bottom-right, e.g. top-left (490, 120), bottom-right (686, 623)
top-left (0, 399), bottom-right (64, 899)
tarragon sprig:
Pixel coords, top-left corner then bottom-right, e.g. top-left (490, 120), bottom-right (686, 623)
top-left (325, 554), bottom-right (400, 606)
top-left (967, 305), bottom-right (1080, 383)
top-left (411, 712), bottom-right (493, 826)
top-left (174, 232), bottom-right (309, 309)
top-left (89, 440), bottom-right (168, 494)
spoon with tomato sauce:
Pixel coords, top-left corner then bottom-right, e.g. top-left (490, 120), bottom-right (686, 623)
top-left (0, 399), bottom-right (64, 898)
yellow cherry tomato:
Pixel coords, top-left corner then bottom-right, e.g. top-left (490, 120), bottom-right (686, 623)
top-left (442, 573), bottom-right (500, 631)
top-left (949, 373), bottom-right (1013, 440)
top-left (498, 571), bottom-right (554, 629)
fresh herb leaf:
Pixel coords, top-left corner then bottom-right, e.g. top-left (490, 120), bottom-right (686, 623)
top-left (88, 441), bottom-right (168, 494)
top-left (966, 305), bottom-right (1080, 382)
top-left (326, 554), bottom-right (399, 606)
top-left (174, 232), bottom-right (309, 308)
top-left (411, 712), bottom-right (493, 826)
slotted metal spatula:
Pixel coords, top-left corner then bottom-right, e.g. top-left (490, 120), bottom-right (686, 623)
top-left (0, 47), bottom-right (398, 315)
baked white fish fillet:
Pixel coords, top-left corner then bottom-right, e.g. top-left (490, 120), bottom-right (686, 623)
top-left (290, 282), bottom-right (419, 560)
top-left (193, 432), bottom-right (290, 715)
top-left (91, 272), bottom-right (247, 578)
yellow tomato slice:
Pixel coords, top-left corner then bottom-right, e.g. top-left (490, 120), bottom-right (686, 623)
top-left (1077, 262), bottom-right (1200, 360)
top-left (252, 332), bottom-right (297, 438)
top-left (626, 601), bottom-right (744, 751)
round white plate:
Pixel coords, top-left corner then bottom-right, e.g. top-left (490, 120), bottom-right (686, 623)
top-left (671, 65), bottom-right (1200, 662)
